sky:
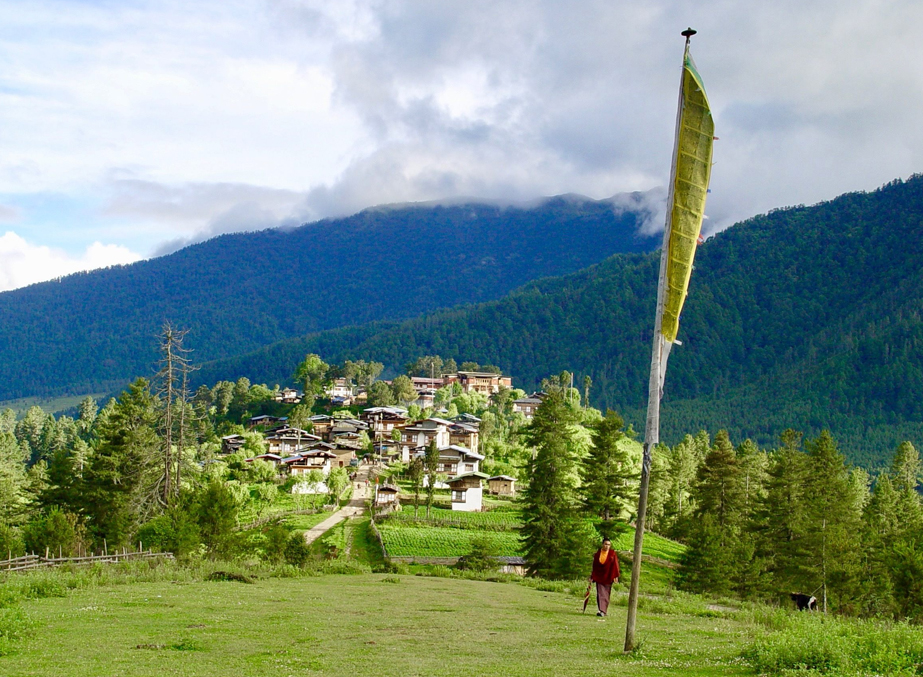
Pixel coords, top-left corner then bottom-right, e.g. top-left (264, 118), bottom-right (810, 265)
top-left (0, 0), bottom-right (921, 291)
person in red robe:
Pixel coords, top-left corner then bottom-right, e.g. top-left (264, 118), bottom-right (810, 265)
top-left (590, 538), bottom-right (620, 617)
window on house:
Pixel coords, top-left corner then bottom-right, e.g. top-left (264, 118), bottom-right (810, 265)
top-left (453, 491), bottom-right (465, 501)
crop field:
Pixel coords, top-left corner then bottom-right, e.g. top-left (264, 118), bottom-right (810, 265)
top-left (377, 525), bottom-right (522, 557)
top-left (382, 507), bottom-right (521, 531)
top-left (378, 509), bottom-right (685, 565)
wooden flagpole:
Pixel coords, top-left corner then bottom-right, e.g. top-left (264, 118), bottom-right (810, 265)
top-left (624, 27), bottom-right (696, 653)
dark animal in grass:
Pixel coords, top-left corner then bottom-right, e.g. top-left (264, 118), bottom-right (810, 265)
top-left (790, 592), bottom-right (817, 611)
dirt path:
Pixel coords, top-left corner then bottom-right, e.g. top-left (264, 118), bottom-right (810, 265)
top-left (303, 464), bottom-right (371, 545)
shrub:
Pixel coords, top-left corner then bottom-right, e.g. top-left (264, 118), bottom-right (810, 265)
top-left (0, 524), bottom-right (24, 559)
top-left (743, 613), bottom-right (923, 675)
top-left (22, 508), bottom-right (87, 557)
top-left (456, 536), bottom-right (499, 572)
top-left (135, 508), bottom-right (200, 558)
top-left (283, 533), bottom-right (312, 567)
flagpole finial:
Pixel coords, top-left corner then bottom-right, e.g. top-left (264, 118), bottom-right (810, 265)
top-left (682, 28), bottom-right (697, 38)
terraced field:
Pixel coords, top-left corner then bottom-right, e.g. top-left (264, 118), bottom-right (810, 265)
top-left (377, 508), bottom-right (685, 563)
top-left (377, 525), bottom-right (521, 557)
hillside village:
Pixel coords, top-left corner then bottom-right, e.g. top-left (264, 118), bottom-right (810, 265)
top-left (221, 369), bottom-right (535, 513)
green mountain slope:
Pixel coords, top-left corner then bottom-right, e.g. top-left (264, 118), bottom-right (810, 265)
top-left (0, 194), bottom-right (658, 401)
top-left (194, 176), bottom-right (923, 465)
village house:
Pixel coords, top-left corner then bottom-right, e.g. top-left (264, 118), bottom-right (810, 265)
top-left (274, 388), bottom-right (302, 404)
top-left (448, 421), bottom-right (480, 455)
top-left (328, 418), bottom-right (369, 443)
top-left (413, 388), bottom-right (437, 409)
top-left (415, 444), bottom-right (484, 478)
top-left (410, 376), bottom-right (445, 392)
top-left (286, 450), bottom-right (337, 476)
top-left (221, 434), bottom-right (245, 454)
top-left (447, 472), bottom-right (488, 512)
top-left (265, 427), bottom-right (321, 455)
top-left (247, 414), bottom-right (287, 429)
top-left (326, 377), bottom-right (354, 400)
top-left (513, 394), bottom-right (544, 419)
top-left (487, 475), bottom-right (517, 496)
top-left (361, 407), bottom-right (409, 435)
top-left (308, 415), bottom-right (333, 438)
top-left (374, 484), bottom-right (400, 510)
top-left (443, 371), bottom-right (513, 396)
top-left (247, 453), bottom-right (283, 466)
top-left (400, 418), bottom-right (453, 462)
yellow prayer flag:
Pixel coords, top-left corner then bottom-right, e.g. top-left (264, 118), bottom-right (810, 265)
top-left (660, 55), bottom-right (714, 344)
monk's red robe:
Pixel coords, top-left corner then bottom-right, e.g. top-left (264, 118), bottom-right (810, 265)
top-left (591, 549), bottom-right (620, 585)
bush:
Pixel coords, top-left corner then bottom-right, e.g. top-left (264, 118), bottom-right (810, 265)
top-left (263, 524), bottom-right (290, 564)
top-left (0, 524), bottom-right (24, 559)
top-left (135, 508), bottom-right (200, 558)
top-left (283, 532), bottom-right (312, 567)
top-left (456, 536), bottom-right (499, 572)
top-left (22, 508), bottom-right (87, 557)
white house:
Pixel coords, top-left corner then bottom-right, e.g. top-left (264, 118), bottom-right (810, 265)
top-left (447, 472), bottom-right (488, 512)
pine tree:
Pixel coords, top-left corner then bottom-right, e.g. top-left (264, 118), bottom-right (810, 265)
top-left (676, 430), bottom-right (747, 595)
top-left (519, 374), bottom-right (593, 579)
top-left (81, 379), bottom-right (162, 547)
top-left (803, 430), bottom-right (863, 613)
top-left (753, 429), bottom-right (811, 598)
top-left (580, 410), bottom-right (635, 537)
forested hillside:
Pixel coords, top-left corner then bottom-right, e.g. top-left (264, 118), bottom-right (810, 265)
top-left (194, 176), bottom-right (923, 466)
top-left (0, 194), bottom-right (658, 401)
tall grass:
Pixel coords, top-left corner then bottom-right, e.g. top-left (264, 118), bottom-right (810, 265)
top-left (743, 609), bottom-right (923, 675)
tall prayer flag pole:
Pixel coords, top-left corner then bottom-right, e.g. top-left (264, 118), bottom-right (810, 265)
top-left (624, 27), bottom-right (714, 652)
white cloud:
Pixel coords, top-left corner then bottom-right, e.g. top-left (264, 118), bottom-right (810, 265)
top-left (1, 0), bottom-right (922, 258)
top-left (0, 232), bottom-right (142, 292)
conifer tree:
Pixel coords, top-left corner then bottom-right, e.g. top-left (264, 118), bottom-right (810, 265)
top-left (753, 429), bottom-right (810, 597)
top-left (82, 379), bottom-right (161, 547)
top-left (580, 410), bottom-right (634, 536)
top-left (803, 430), bottom-right (863, 613)
top-left (677, 430), bottom-right (746, 596)
top-left (520, 374), bottom-right (593, 579)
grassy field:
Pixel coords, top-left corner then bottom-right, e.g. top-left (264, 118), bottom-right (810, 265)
top-left (0, 571), bottom-right (756, 677)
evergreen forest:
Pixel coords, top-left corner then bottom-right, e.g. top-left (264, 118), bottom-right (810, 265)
top-left (190, 176), bottom-right (923, 467)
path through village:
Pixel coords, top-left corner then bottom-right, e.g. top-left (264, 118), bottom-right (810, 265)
top-left (303, 463), bottom-right (372, 546)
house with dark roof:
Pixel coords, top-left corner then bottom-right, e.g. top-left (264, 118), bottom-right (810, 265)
top-left (447, 472), bottom-right (488, 512)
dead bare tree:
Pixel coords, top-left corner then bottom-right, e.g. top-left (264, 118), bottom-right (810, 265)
top-left (156, 323), bottom-right (195, 505)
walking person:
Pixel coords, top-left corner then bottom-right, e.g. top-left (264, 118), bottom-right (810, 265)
top-left (590, 538), bottom-right (620, 617)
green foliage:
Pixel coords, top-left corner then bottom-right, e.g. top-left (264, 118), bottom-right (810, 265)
top-left (456, 536), bottom-right (499, 572)
top-left (81, 378), bottom-right (161, 547)
top-left (744, 612), bottom-right (923, 676)
top-left (22, 508), bottom-right (86, 557)
top-left (283, 532), bottom-right (312, 567)
top-left (581, 410), bottom-right (635, 528)
top-left (190, 176), bottom-right (923, 467)
top-left (519, 375), bottom-right (595, 579)
top-left (193, 479), bottom-right (240, 558)
top-left (135, 505), bottom-right (201, 558)
top-left (293, 354), bottom-right (329, 397)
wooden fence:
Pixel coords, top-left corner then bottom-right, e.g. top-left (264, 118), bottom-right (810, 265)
top-left (0, 550), bottom-right (174, 574)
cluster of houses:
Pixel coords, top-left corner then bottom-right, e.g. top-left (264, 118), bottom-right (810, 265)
top-left (221, 371), bottom-right (530, 511)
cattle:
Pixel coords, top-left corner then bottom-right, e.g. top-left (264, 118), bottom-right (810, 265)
top-left (790, 592), bottom-right (818, 611)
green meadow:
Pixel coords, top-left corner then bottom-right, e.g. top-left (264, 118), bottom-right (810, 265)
top-left (0, 570), bottom-right (753, 677)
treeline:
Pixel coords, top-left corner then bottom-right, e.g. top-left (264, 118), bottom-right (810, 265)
top-left (193, 175), bottom-right (923, 467)
top-left (517, 378), bottom-right (923, 619)
top-left (0, 196), bottom-right (654, 401)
